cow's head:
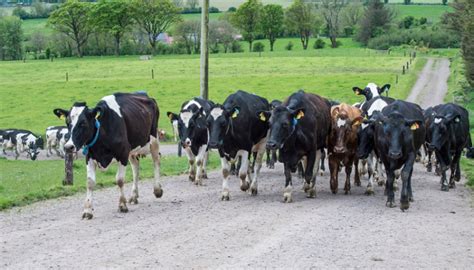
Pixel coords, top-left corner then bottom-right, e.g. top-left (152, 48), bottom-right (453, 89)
top-left (265, 105), bottom-right (304, 150)
top-left (429, 113), bottom-right (461, 151)
top-left (169, 108), bottom-right (206, 148)
top-left (25, 135), bottom-right (42, 161)
top-left (353, 83), bottom-right (390, 101)
top-left (53, 102), bottom-right (103, 152)
top-left (357, 117), bottom-right (376, 159)
top-left (330, 106), bottom-right (363, 154)
top-left (372, 111), bottom-right (422, 160)
top-left (206, 104), bottom-right (240, 149)
top-left (166, 111), bottom-right (179, 129)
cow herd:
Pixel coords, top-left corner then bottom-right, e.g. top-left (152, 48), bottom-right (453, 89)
top-left (1, 84), bottom-right (472, 219)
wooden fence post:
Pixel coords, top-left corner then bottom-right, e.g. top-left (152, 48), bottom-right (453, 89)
top-left (63, 149), bottom-right (74, 185)
top-left (403, 66), bottom-right (405, 74)
top-left (151, 69), bottom-right (154, 79)
top-left (66, 72), bottom-right (68, 82)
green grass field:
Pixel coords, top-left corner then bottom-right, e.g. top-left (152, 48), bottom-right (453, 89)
top-left (393, 4), bottom-right (451, 23)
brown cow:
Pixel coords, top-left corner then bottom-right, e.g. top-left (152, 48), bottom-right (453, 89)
top-left (328, 103), bottom-right (363, 194)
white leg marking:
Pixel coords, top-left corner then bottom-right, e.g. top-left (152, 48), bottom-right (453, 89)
top-left (116, 163), bottom-right (128, 212)
top-left (129, 156), bottom-right (140, 204)
top-left (184, 146), bottom-right (196, 182)
top-left (221, 157), bottom-right (231, 200)
top-left (238, 150), bottom-right (250, 191)
top-left (83, 159), bottom-right (96, 219)
top-left (250, 138), bottom-right (267, 195)
top-left (195, 145), bottom-right (208, 185)
top-left (150, 135), bottom-right (162, 198)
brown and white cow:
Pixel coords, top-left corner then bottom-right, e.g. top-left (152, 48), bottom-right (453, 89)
top-left (328, 103), bottom-right (363, 194)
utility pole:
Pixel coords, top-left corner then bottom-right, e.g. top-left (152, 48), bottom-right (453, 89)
top-left (200, 0), bottom-right (209, 100)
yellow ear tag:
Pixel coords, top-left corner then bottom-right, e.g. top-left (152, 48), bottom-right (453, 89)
top-left (353, 119), bottom-right (361, 126)
top-left (296, 111), bottom-right (304, 120)
top-left (410, 123), bottom-right (419, 130)
top-left (60, 115), bottom-right (65, 120)
top-left (95, 112), bottom-right (101, 120)
top-left (231, 110), bottom-right (239, 119)
top-left (168, 114), bottom-right (173, 120)
top-left (259, 112), bottom-right (266, 121)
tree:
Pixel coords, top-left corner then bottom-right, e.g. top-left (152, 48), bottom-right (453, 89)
top-left (48, 0), bottom-right (92, 57)
top-left (175, 20), bottom-right (201, 54)
top-left (91, 0), bottom-right (133, 56)
top-left (442, 0), bottom-right (448, 5)
top-left (319, 0), bottom-right (347, 48)
top-left (261, 4), bottom-right (284, 51)
top-left (253, 41), bottom-right (264, 56)
top-left (285, 0), bottom-right (319, 50)
top-left (231, 0), bottom-right (262, 52)
top-left (187, 0), bottom-right (199, 9)
top-left (132, 0), bottom-right (182, 54)
top-left (0, 16), bottom-right (23, 60)
top-left (341, 1), bottom-right (363, 29)
top-left (209, 20), bottom-right (237, 53)
top-left (172, 0), bottom-right (184, 7)
top-left (404, 0), bottom-right (411, 4)
top-left (30, 32), bottom-right (47, 54)
top-left (356, 0), bottom-right (395, 45)
top-left (444, 0), bottom-right (474, 87)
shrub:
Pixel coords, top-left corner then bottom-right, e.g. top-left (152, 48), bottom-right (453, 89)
top-left (419, 17), bottom-right (427, 25)
top-left (12, 7), bottom-right (30, 20)
top-left (228, 7), bottom-right (237, 12)
top-left (253, 42), bottom-right (265, 55)
top-left (313, 38), bottom-right (325, 49)
top-left (368, 28), bottom-right (460, 50)
top-left (285, 41), bottom-right (294, 51)
top-left (231, 41), bottom-right (243, 53)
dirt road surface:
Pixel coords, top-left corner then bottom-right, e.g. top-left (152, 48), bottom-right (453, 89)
top-left (1, 58), bottom-right (472, 269)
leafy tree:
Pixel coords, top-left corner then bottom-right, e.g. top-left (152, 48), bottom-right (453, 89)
top-left (231, 0), bottom-right (262, 52)
top-left (341, 1), bottom-right (363, 34)
top-left (172, 0), bottom-right (184, 7)
top-left (91, 0), bottom-right (133, 56)
top-left (132, 0), bottom-right (182, 54)
top-left (48, 0), bottom-right (92, 57)
top-left (209, 20), bottom-right (238, 53)
top-left (186, 0), bottom-right (198, 9)
top-left (12, 6), bottom-right (30, 19)
top-left (313, 38), bottom-right (325, 49)
top-left (442, 0), bottom-right (448, 4)
top-left (285, 0), bottom-right (319, 50)
top-left (0, 16), bottom-right (23, 60)
top-left (356, 0), bottom-right (395, 45)
top-left (253, 41), bottom-right (264, 56)
top-left (30, 32), bottom-right (47, 54)
top-left (260, 4), bottom-right (284, 51)
top-left (175, 20), bottom-right (200, 54)
top-left (404, 0), bottom-right (411, 4)
top-left (319, 0), bottom-right (347, 48)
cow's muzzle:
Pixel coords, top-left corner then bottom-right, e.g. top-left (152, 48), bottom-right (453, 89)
top-left (388, 151), bottom-right (402, 159)
top-left (333, 146), bottom-right (346, 154)
top-left (266, 141), bottom-right (279, 150)
top-left (208, 141), bottom-right (219, 149)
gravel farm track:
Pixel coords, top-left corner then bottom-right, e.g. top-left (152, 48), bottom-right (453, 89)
top-left (1, 58), bottom-right (472, 269)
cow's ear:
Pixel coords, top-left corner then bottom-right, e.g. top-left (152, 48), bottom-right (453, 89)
top-left (167, 111), bottom-right (177, 121)
top-left (406, 120), bottom-right (423, 130)
top-left (230, 106), bottom-right (241, 119)
top-left (352, 116), bottom-right (364, 126)
top-left (53, 108), bottom-right (69, 120)
top-left (256, 110), bottom-right (271, 122)
top-left (194, 107), bottom-right (205, 118)
top-left (379, 84), bottom-right (391, 94)
top-left (353, 87), bottom-right (363, 96)
top-left (371, 111), bottom-right (385, 124)
top-left (91, 106), bottom-right (104, 120)
top-left (331, 106), bottom-right (340, 118)
top-left (291, 108), bottom-right (305, 120)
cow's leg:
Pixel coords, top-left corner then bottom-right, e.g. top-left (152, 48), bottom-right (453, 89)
top-left (128, 156), bottom-right (140, 204)
top-left (239, 151), bottom-right (250, 192)
top-left (184, 147), bottom-right (196, 182)
top-left (150, 136), bottom-right (163, 198)
top-left (250, 151), bottom-right (257, 174)
top-left (426, 148), bottom-right (433, 172)
top-left (15, 144), bottom-right (20, 160)
top-left (319, 149), bottom-right (326, 176)
top-left (116, 163), bottom-right (128, 213)
top-left (435, 151), bottom-right (449, 191)
top-left (283, 163), bottom-right (293, 203)
top-left (385, 169), bottom-right (396, 208)
top-left (266, 148), bottom-right (271, 168)
top-left (46, 141), bottom-right (51, 157)
top-left (353, 157), bottom-right (361, 187)
top-left (271, 149), bottom-right (277, 169)
top-left (329, 154), bottom-right (339, 194)
top-left (358, 159), bottom-right (368, 176)
top-left (195, 145), bottom-right (208, 186)
top-left (305, 151), bottom-right (318, 198)
top-left (400, 153), bottom-right (415, 211)
top-left (449, 151), bottom-right (462, 188)
top-left (250, 140), bottom-right (266, 196)
top-left (343, 158), bottom-right (353, 195)
top-left (221, 157), bottom-right (231, 201)
top-left (82, 159), bottom-right (96, 219)
top-left (202, 151), bottom-right (209, 179)
top-left (366, 158), bottom-right (375, 195)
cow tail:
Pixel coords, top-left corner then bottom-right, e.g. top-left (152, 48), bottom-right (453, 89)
top-left (151, 98), bottom-right (159, 139)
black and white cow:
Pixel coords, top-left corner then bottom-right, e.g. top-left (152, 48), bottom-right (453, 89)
top-left (207, 90), bottom-right (270, 200)
top-left (167, 97), bottom-right (214, 185)
top-left (53, 92), bottom-right (162, 219)
top-left (370, 100), bottom-right (425, 210)
top-left (46, 126), bottom-right (68, 157)
top-left (264, 90), bottom-right (331, 202)
top-left (266, 99), bottom-right (282, 169)
top-left (1, 129), bottom-right (43, 160)
top-left (355, 84), bottom-right (395, 194)
top-left (427, 103), bottom-right (472, 190)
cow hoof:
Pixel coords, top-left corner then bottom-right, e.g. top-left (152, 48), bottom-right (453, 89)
top-left (386, 200), bottom-right (396, 208)
top-left (365, 188), bottom-right (374, 196)
top-left (427, 167), bottom-right (432, 173)
top-left (331, 189), bottom-right (337, 195)
top-left (441, 185), bottom-right (449, 192)
top-left (153, 187), bottom-right (163, 198)
top-left (355, 181), bottom-right (361, 187)
top-left (344, 189), bottom-right (350, 195)
top-left (377, 180), bottom-right (384, 186)
top-left (400, 201), bottom-right (410, 211)
top-left (449, 182), bottom-right (456, 188)
top-left (195, 179), bottom-right (203, 186)
top-left (82, 212), bottom-right (93, 220)
top-left (240, 181), bottom-right (250, 192)
top-left (119, 205), bottom-right (129, 213)
top-left (189, 175), bottom-right (195, 182)
top-left (128, 196), bottom-right (138, 205)
top-left (283, 192), bottom-right (293, 203)
top-left (409, 197), bottom-right (414, 202)
top-left (203, 173), bottom-right (208, 179)
top-left (250, 187), bottom-right (258, 196)
top-left (306, 188), bottom-right (316, 198)
top-left (221, 191), bottom-right (230, 201)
